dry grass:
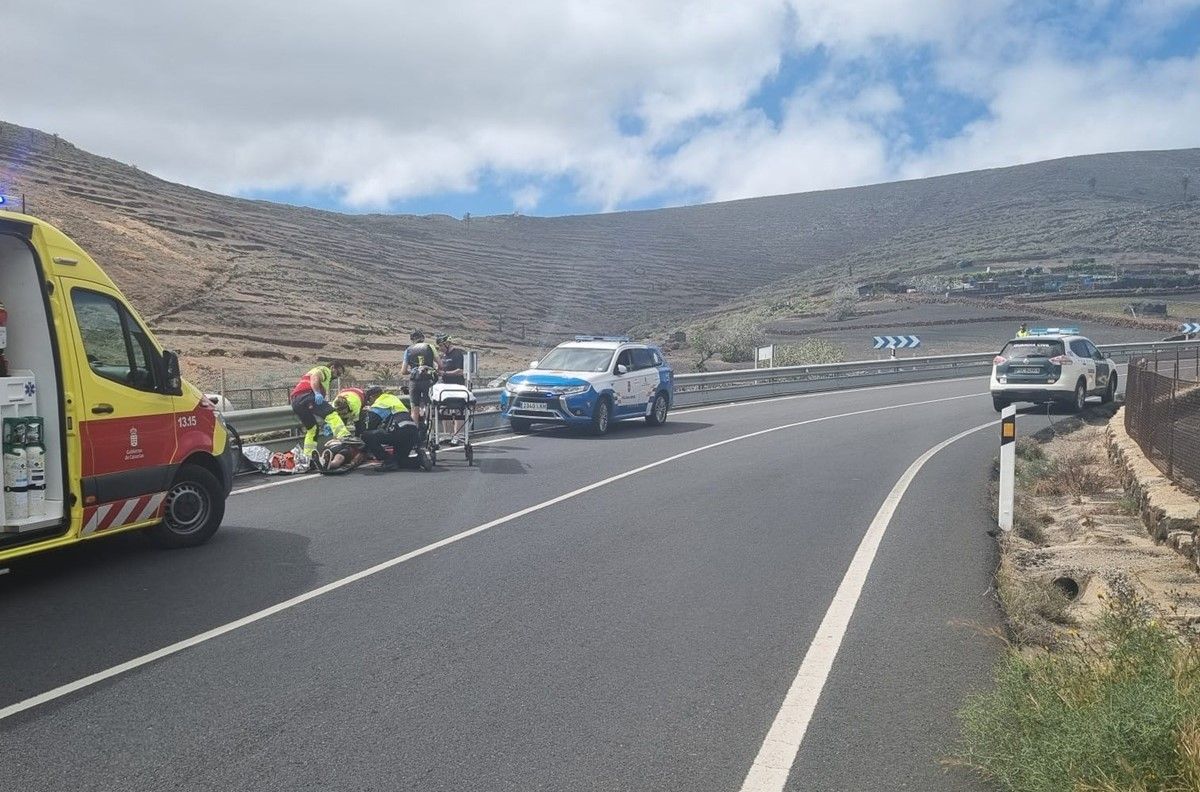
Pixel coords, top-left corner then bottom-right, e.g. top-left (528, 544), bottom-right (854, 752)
top-left (955, 585), bottom-right (1200, 792)
top-left (1029, 448), bottom-right (1109, 498)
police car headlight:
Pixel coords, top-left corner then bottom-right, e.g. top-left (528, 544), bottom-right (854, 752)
top-left (553, 385), bottom-right (590, 396)
top-left (505, 381), bottom-right (520, 394)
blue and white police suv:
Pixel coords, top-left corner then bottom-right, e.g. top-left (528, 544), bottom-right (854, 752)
top-left (500, 336), bottom-right (674, 435)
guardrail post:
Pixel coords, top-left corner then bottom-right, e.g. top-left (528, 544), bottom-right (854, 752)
top-left (1167, 370), bottom-right (1177, 479)
top-left (998, 404), bottom-right (1016, 532)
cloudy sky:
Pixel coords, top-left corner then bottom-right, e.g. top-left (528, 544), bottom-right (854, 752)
top-left (4, 1), bottom-right (1200, 217)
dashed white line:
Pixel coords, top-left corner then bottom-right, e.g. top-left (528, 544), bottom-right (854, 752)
top-left (1, 392), bottom-right (982, 723)
top-left (738, 418), bottom-right (997, 792)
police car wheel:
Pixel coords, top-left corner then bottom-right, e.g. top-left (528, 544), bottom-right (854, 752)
top-left (510, 417), bottom-right (533, 433)
top-left (591, 398), bottom-right (611, 436)
top-left (1101, 376), bottom-right (1117, 404)
top-left (646, 392), bottom-right (669, 426)
top-left (148, 464), bottom-right (224, 548)
top-left (1068, 380), bottom-right (1086, 413)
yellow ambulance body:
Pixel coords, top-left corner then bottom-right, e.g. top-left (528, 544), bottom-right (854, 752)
top-left (0, 209), bottom-right (235, 564)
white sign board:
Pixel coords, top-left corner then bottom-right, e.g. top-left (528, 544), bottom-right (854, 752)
top-left (756, 345), bottom-right (774, 362)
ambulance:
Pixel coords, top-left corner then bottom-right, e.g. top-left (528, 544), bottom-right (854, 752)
top-left (0, 205), bottom-right (236, 564)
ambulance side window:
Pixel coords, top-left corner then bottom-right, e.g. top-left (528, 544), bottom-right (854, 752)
top-left (72, 290), bottom-right (161, 393)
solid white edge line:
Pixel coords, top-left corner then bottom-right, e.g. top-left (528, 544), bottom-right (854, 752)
top-left (230, 375), bottom-right (987, 496)
top-left (1, 392), bottom-right (982, 723)
top-left (738, 418), bottom-right (998, 792)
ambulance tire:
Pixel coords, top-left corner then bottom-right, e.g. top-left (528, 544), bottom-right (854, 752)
top-left (148, 464), bottom-right (225, 548)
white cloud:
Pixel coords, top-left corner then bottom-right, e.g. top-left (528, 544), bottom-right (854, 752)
top-left (3, 1), bottom-right (1199, 213)
top-left (904, 53), bottom-right (1200, 178)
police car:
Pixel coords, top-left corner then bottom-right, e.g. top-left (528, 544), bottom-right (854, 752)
top-left (990, 327), bottom-right (1118, 412)
top-left (501, 336), bottom-right (674, 435)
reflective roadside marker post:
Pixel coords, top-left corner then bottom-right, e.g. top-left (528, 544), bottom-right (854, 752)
top-left (998, 404), bottom-right (1016, 531)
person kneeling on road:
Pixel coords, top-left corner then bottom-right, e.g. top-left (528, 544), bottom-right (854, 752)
top-left (289, 362), bottom-right (348, 462)
top-left (361, 386), bottom-right (423, 471)
top-left (321, 387), bottom-right (368, 472)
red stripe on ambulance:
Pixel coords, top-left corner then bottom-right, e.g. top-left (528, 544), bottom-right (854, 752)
top-left (81, 492), bottom-right (166, 536)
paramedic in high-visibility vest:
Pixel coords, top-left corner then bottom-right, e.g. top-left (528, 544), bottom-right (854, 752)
top-left (332, 387), bottom-right (365, 433)
top-left (1016, 323), bottom-right (1031, 337)
top-left (289, 362), bottom-right (348, 458)
top-left (360, 386), bottom-right (422, 471)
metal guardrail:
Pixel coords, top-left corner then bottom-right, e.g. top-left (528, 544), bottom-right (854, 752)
top-left (221, 339), bottom-right (1200, 442)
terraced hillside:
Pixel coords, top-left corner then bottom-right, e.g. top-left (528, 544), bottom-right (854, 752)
top-left (1, 120), bottom-right (1198, 387)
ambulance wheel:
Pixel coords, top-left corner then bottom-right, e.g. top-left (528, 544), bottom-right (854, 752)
top-left (149, 464), bottom-right (224, 548)
top-left (510, 417), bottom-right (532, 433)
top-left (645, 392), bottom-right (669, 426)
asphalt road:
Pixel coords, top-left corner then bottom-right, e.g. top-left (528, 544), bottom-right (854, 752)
top-left (0, 375), bottom-right (1097, 790)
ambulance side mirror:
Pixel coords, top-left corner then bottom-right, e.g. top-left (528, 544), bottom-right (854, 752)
top-left (162, 350), bottom-right (183, 396)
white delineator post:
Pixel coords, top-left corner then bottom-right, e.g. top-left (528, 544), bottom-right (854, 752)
top-left (998, 404), bottom-right (1016, 531)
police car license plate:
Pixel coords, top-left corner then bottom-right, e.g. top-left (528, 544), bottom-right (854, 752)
top-left (518, 401), bottom-right (553, 412)
top-left (1013, 367), bottom-right (1041, 374)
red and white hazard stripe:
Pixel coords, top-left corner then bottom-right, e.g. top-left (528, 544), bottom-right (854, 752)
top-left (82, 492), bottom-right (167, 536)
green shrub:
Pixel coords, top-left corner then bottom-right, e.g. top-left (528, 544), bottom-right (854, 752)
top-left (954, 585), bottom-right (1200, 791)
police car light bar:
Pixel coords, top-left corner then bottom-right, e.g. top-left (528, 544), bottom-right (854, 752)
top-left (0, 193), bottom-right (25, 213)
top-left (1029, 326), bottom-right (1079, 335)
top-left (574, 335), bottom-right (631, 342)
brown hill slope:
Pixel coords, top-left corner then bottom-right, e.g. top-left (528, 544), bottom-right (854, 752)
top-left (1, 120), bottom-right (1198, 387)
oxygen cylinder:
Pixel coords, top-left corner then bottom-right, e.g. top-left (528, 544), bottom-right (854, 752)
top-left (3, 417), bottom-right (28, 521)
top-left (25, 417), bottom-right (45, 517)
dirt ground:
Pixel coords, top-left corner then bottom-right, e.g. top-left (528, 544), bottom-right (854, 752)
top-left (1001, 408), bottom-right (1200, 645)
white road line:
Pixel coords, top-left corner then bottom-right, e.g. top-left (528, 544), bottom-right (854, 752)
top-left (0, 392), bottom-right (983, 723)
top-left (673, 374), bottom-right (987, 415)
top-left (231, 377), bottom-right (986, 495)
top-left (738, 418), bottom-right (997, 792)
top-left (230, 435), bottom-right (516, 495)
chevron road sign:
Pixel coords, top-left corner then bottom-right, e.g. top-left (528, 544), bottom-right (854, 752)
top-left (872, 335), bottom-right (921, 350)
top-left (1181, 322), bottom-right (1200, 334)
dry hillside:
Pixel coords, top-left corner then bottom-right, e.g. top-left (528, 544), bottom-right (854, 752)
top-left (1, 120), bottom-right (1198, 387)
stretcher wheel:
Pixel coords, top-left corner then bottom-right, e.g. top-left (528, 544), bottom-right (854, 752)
top-left (423, 446), bottom-right (437, 471)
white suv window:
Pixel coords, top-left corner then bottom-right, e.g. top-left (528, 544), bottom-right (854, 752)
top-left (1069, 340), bottom-right (1090, 357)
top-left (631, 348), bottom-right (656, 370)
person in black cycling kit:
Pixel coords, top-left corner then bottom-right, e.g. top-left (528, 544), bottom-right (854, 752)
top-left (402, 330), bottom-right (439, 425)
top-left (436, 334), bottom-right (467, 444)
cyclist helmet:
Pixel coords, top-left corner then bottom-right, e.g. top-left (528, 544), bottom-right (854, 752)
top-left (409, 331), bottom-right (425, 342)
top-left (435, 333), bottom-right (450, 344)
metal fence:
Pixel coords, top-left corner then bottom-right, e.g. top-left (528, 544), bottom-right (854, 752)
top-left (1125, 347), bottom-right (1200, 495)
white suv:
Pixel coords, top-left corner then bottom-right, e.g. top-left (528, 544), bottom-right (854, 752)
top-left (990, 329), bottom-right (1117, 412)
top-left (499, 336), bottom-right (675, 435)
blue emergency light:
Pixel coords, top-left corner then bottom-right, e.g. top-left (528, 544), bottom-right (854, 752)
top-left (574, 335), bottom-right (631, 342)
top-left (1029, 326), bottom-right (1079, 335)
